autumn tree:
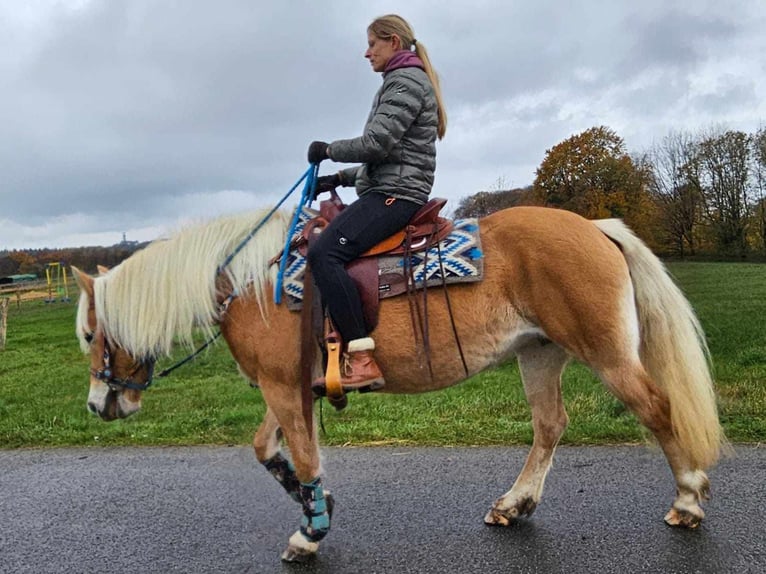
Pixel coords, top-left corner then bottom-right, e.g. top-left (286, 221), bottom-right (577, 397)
top-left (533, 126), bottom-right (656, 240)
top-left (646, 131), bottom-right (705, 256)
top-left (7, 251), bottom-right (40, 275)
top-left (0, 244), bottom-right (147, 279)
top-left (0, 255), bottom-right (18, 276)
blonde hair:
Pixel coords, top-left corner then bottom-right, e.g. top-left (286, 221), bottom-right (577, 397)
top-left (368, 14), bottom-right (447, 140)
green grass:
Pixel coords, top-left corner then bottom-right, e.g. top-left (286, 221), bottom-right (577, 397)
top-left (0, 261), bottom-right (764, 449)
top-left (668, 262), bottom-right (766, 441)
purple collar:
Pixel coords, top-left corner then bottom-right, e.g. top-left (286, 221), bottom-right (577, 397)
top-left (383, 50), bottom-right (424, 75)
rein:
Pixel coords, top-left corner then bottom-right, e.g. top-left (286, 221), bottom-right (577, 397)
top-left (112, 166), bottom-right (319, 388)
top-left (218, 164), bottom-right (318, 277)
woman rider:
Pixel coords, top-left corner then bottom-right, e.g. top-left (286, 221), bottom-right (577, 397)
top-left (306, 14), bottom-right (447, 393)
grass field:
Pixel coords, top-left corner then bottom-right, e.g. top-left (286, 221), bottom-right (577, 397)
top-left (0, 262), bottom-right (764, 449)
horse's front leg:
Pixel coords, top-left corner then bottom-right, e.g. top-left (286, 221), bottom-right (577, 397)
top-left (485, 343), bottom-right (569, 525)
top-left (257, 382), bottom-right (331, 563)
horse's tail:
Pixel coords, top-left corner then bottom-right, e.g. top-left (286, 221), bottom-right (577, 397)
top-left (593, 219), bottom-right (726, 470)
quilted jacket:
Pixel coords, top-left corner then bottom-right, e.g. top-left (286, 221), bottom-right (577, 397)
top-left (327, 55), bottom-right (438, 205)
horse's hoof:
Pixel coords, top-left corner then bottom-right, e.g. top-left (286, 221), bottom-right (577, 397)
top-left (484, 497), bottom-right (537, 526)
top-left (281, 546), bottom-right (315, 563)
top-left (664, 506), bottom-right (703, 528)
top-left (282, 546), bottom-right (316, 564)
top-left (484, 508), bottom-right (512, 526)
top-left (281, 531), bottom-right (318, 563)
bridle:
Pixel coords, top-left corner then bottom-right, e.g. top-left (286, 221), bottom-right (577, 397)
top-left (85, 331), bottom-right (156, 392)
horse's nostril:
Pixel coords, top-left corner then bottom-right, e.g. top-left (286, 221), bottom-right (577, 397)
top-left (87, 402), bottom-right (98, 415)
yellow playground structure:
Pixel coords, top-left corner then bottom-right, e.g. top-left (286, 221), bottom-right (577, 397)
top-left (45, 262), bottom-right (70, 303)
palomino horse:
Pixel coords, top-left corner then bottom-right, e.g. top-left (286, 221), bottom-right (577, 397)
top-left (72, 205), bottom-right (724, 562)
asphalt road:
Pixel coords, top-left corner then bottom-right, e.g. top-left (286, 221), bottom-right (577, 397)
top-left (1, 445), bottom-right (764, 573)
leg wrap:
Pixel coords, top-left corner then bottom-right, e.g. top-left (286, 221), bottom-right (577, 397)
top-left (263, 452), bottom-right (301, 504)
top-left (299, 477), bottom-right (331, 542)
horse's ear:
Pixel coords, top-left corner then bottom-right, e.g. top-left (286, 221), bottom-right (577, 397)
top-left (71, 266), bottom-right (94, 298)
top-left (96, 265), bottom-right (110, 275)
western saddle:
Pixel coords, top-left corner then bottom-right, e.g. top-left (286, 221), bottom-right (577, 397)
top-left (297, 191), bottom-right (453, 331)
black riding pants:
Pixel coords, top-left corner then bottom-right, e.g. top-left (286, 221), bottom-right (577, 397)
top-left (307, 192), bottom-right (421, 342)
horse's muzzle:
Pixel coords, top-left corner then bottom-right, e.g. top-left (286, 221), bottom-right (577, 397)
top-left (87, 388), bottom-right (141, 421)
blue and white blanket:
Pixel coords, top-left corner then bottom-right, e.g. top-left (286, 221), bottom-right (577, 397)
top-left (281, 206), bottom-right (483, 307)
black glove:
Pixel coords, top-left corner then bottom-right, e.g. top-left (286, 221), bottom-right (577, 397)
top-left (310, 173), bottom-right (341, 200)
top-left (307, 141), bottom-right (330, 164)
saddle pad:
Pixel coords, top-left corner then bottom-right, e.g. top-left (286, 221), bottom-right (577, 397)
top-left (281, 206), bottom-right (483, 310)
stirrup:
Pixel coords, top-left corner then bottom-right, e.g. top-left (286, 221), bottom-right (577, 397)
top-left (322, 332), bottom-right (344, 400)
top-left (311, 378), bottom-right (383, 396)
top-left (310, 378), bottom-right (348, 411)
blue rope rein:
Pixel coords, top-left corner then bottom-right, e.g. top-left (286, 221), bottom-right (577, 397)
top-left (218, 164), bottom-right (317, 277)
top-left (275, 163), bottom-right (317, 304)
top-left (156, 164), bottom-right (318, 381)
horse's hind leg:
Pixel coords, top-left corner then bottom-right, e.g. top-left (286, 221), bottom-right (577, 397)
top-left (485, 341), bottom-right (569, 526)
top-left (596, 362), bottom-right (711, 527)
top-left (253, 408), bottom-right (301, 504)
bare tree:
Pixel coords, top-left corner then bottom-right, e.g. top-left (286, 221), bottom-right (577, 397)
top-left (647, 131), bottom-right (704, 256)
top-left (752, 127), bottom-right (766, 253)
top-left (453, 184), bottom-right (536, 219)
top-left (698, 129), bottom-right (752, 256)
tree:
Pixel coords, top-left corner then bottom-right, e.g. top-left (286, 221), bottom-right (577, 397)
top-left (751, 127), bottom-right (766, 253)
top-left (453, 184), bottom-right (536, 219)
top-left (7, 251), bottom-right (39, 275)
top-left (698, 129), bottom-right (752, 256)
top-left (533, 126), bottom-right (656, 241)
top-left (0, 255), bottom-right (18, 277)
top-left (646, 131), bottom-right (705, 256)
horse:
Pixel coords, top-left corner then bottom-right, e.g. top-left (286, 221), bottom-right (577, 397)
top-left (72, 205), bottom-right (725, 562)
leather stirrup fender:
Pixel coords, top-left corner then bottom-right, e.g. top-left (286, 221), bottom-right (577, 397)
top-left (361, 230), bottom-right (407, 257)
top-left (324, 332), bottom-right (344, 400)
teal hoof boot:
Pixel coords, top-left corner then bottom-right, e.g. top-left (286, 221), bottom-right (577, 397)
top-left (299, 477), bottom-right (332, 542)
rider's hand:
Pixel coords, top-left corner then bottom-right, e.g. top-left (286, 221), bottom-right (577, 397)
top-left (310, 174), bottom-right (341, 200)
top-left (307, 141), bottom-right (330, 164)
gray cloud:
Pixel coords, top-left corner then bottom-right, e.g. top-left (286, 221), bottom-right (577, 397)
top-left (1, 0), bottom-right (765, 249)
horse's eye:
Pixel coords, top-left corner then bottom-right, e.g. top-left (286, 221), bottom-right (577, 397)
top-left (84, 332), bottom-right (94, 344)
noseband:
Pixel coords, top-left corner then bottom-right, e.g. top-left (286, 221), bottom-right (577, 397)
top-left (86, 332), bottom-right (156, 392)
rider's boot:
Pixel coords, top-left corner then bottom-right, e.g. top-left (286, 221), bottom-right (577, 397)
top-left (313, 337), bottom-right (385, 394)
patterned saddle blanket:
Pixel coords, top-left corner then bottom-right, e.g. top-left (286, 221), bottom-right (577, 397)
top-left (282, 206), bottom-right (484, 311)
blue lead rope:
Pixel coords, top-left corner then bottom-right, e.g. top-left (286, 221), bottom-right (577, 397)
top-left (157, 164), bottom-right (318, 382)
top-left (217, 164), bottom-right (317, 275)
top-left (275, 163), bottom-right (318, 304)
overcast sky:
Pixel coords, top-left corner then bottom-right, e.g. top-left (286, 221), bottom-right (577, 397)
top-left (1, 0), bottom-right (765, 250)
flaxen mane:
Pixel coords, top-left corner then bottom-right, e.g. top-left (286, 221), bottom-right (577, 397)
top-left (77, 209), bottom-right (290, 358)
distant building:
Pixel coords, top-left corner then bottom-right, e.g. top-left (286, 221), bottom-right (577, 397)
top-left (0, 274), bottom-right (38, 285)
top-left (116, 232), bottom-right (139, 248)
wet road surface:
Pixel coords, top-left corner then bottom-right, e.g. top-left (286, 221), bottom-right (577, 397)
top-left (1, 445), bottom-right (764, 573)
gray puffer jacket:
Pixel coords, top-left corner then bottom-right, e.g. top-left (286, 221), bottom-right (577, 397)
top-left (327, 59), bottom-right (438, 205)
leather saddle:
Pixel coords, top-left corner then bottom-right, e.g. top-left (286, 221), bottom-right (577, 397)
top-left (297, 191), bottom-right (453, 331)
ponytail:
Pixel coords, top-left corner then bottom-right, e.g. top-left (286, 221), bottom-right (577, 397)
top-left (413, 41), bottom-right (447, 140)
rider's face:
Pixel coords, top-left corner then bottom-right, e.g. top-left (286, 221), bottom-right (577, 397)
top-left (365, 32), bottom-right (399, 73)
